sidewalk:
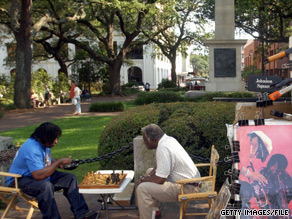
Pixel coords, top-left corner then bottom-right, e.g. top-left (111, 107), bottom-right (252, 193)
top-left (0, 95), bottom-right (136, 132)
top-left (0, 191), bottom-right (207, 218)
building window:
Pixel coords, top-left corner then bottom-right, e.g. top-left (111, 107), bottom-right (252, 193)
top-left (126, 45), bottom-right (143, 59)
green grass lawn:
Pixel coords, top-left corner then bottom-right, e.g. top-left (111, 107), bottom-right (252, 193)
top-left (0, 116), bottom-right (114, 182)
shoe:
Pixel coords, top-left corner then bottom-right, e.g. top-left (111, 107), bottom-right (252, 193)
top-left (82, 211), bottom-right (98, 219)
top-left (155, 210), bottom-right (161, 219)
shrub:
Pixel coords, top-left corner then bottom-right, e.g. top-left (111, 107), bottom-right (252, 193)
top-left (98, 102), bottom-right (236, 185)
top-left (122, 81), bottom-right (139, 88)
top-left (31, 69), bottom-right (54, 97)
top-left (89, 101), bottom-right (126, 112)
top-left (187, 91), bottom-right (255, 102)
top-left (52, 72), bottom-right (70, 94)
top-left (99, 104), bottom-right (159, 169)
top-left (158, 87), bottom-right (188, 92)
top-left (0, 112), bottom-right (3, 119)
top-left (121, 82), bottom-right (140, 95)
top-left (134, 91), bottom-right (184, 105)
top-left (158, 78), bottom-right (177, 89)
top-left (4, 103), bottom-right (17, 110)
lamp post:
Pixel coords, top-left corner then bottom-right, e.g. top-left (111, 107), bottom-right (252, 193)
top-left (86, 57), bottom-right (91, 93)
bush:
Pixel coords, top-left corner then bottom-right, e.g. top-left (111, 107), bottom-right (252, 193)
top-left (187, 91), bottom-right (255, 102)
top-left (89, 101), bottom-right (126, 112)
top-left (121, 82), bottom-right (140, 95)
top-left (4, 103), bottom-right (17, 110)
top-left (98, 102), bottom-right (236, 185)
top-left (0, 112), bottom-right (3, 119)
top-left (158, 87), bottom-right (188, 92)
top-left (31, 69), bottom-right (54, 97)
top-left (99, 104), bottom-right (159, 169)
top-left (158, 78), bottom-right (177, 89)
top-left (135, 91), bottom-right (184, 105)
top-left (52, 72), bottom-right (70, 94)
top-left (122, 81), bottom-right (139, 88)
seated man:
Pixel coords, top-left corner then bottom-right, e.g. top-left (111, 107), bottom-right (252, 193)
top-left (5, 122), bottom-right (95, 219)
top-left (81, 88), bottom-right (91, 101)
top-left (136, 124), bottom-right (201, 219)
top-left (30, 89), bottom-right (40, 108)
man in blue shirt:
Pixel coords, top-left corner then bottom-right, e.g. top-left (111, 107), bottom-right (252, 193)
top-left (6, 122), bottom-right (93, 219)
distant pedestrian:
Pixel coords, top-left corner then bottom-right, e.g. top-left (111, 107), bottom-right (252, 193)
top-left (71, 80), bottom-right (82, 116)
top-left (145, 82), bottom-right (150, 92)
top-left (44, 85), bottom-right (51, 107)
top-left (81, 88), bottom-right (91, 101)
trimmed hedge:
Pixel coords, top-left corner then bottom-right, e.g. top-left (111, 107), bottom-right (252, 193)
top-left (187, 91), bottom-right (255, 102)
top-left (157, 78), bottom-right (177, 89)
top-left (89, 101), bottom-right (125, 112)
top-left (135, 91), bottom-right (255, 105)
top-left (99, 104), bottom-right (159, 169)
top-left (98, 102), bottom-right (236, 185)
top-left (134, 91), bottom-right (184, 105)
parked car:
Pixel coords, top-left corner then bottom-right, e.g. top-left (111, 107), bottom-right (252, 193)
top-left (185, 78), bottom-right (206, 91)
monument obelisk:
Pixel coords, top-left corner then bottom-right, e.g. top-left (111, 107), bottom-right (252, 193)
top-left (204, 0), bottom-right (246, 92)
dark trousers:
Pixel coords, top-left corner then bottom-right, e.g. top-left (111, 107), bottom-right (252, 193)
top-left (17, 171), bottom-right (88, 219)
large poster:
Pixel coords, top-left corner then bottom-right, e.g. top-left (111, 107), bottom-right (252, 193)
top-left (235, 121), bottom-right (292, 218)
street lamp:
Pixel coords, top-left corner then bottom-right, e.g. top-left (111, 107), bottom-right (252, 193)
top-left (86, 57), bottom-right (91, 93)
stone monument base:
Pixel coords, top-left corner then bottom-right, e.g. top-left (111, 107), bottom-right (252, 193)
top-left (206, 80), bottom-right (245, 92)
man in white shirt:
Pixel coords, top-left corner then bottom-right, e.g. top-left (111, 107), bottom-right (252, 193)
top-left (136, 124), bottom-right (201, 219)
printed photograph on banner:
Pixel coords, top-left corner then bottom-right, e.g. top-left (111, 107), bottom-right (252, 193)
top-left (236, 122), bottom-right (292, 218)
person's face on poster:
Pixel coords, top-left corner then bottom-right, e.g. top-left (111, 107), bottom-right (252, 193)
top-left (250, 137), bottom-right (258, 158)
top-left (270, 162), bottom-right (278, 174)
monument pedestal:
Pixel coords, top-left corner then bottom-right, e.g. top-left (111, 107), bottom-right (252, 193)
top-left (204, 40), bottom-right (246, 92)
top-left (204, 0), bottom-right (247, 92)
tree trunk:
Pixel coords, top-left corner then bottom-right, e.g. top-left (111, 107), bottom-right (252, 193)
top-left (109, 60), bottom-right (123, 96)
top-left (14, 0), bottom-right (32, 109)
top-left (55, 55), bottom-right (68, 76)
top-left (170, 56), bottom-right (177, 84)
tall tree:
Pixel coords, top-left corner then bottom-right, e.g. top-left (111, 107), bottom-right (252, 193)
top-left (0, 0), bottom-right (32, 108)
top-left (143, 0), bottom-right (210, 83)
top-left (190, 54), bottom-right (209, 77)
top-left (32, 0), bottom-right (87, 77)
top-left (0, 0), bottom-right (75, 108)
top-left (200, 0), bottom-right (292, 72)
top-left (47, 0), bottom-right (154, 95)
top-left (200, 0), bottom-right (291, 43)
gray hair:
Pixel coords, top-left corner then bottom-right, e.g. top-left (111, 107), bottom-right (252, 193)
top-left (141, 124), bottom-right (164, 141)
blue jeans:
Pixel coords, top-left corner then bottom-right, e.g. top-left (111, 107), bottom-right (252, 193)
top-left (16, 171), bottom-right (88, 219)
top-left (75, 96), bottom-right (81, 114)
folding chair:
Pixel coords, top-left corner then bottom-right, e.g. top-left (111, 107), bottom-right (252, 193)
top-left (176, 145), bottom-right (219, 219)
top-left (0, 171), bottom-right (38, 219)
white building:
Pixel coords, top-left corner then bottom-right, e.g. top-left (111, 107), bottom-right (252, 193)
top-left (0, 32), bottom-right (192, 89)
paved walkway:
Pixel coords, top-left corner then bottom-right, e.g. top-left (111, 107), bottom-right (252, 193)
top-left (0, 95), bottom-right (136, 132)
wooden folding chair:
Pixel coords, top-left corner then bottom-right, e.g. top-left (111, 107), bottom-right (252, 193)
top-left (176, 145), bottom-right (219, 219)
top-left (0, 171), bottom-right (38, 219)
